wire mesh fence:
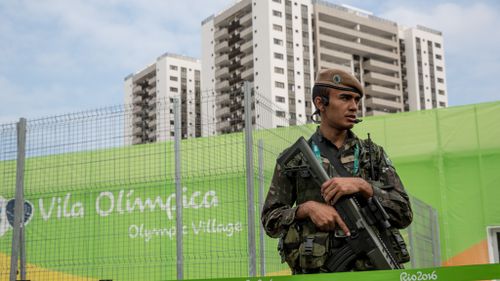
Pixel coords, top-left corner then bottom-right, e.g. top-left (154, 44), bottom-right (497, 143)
top-left (0, 85), bottom-right (439, 281)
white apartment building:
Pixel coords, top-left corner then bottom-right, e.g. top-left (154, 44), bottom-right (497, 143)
top-left (202, 0), bottom-right (448, 130)
top-left (202, 0), bottom-right (315, 134)
top-left (124, 53), bottom-right (201, 144)
top-left (312, 1), bottom-right (404, 116)
top-left (400, 25), bottom-right (448, 111)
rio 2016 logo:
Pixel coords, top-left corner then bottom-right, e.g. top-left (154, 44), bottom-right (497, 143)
top-left (0, 196), bottom-right (34, 237)
top-left (400, 270), bottom-right (438, 281)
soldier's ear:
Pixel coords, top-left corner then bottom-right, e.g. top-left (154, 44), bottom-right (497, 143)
top-left (313, 96), bottom-right (325, 112)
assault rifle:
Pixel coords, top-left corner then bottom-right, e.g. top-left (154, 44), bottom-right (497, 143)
top-left (277, 136), bottom-right (402, 271)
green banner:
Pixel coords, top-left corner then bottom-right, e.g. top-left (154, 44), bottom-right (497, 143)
top-left (184, 264), bottom-right (500, 281)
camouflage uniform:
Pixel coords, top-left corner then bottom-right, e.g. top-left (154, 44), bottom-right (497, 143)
top-left (261, 128), bottom-right (413, 273)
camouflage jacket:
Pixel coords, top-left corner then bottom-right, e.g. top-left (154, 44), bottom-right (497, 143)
top-left (261, 129), bottom-right (413, 271)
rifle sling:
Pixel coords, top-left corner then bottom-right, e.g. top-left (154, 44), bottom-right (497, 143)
top-left (309, 134), bottom-right (351, 178)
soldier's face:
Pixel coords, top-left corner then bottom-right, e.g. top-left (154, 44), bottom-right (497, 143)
top-left (320, 89), bottom-right (361, 130)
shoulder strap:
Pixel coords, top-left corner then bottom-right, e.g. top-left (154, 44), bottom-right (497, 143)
top-left (309, 134), bottom-right (351, 178)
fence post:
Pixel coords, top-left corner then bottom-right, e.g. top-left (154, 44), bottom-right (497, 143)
top-left (173, 98), bottom-right (184, 280)
top-left (257, 139), bottom-right (266, 276)
top-left (244, 81), bottom-right (257, 277)
top-left (10, 118), bottom-right (27, 281)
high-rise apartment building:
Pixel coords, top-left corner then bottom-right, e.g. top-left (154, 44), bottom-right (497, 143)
top-left (400, 25), bottom-right (448, 111)
top-left (312, 1), bottom-right (404, 116)
top-left (201, 0), bottom-right (315, 134)
top-left (202, 0), bottom-right (448, 132)
top-left (124, 53), bottom-right (201, 144)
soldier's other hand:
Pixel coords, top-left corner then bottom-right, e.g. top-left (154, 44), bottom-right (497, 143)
top-left (321, 177), bottom-right (373, 205)
top-left (297, 201), bottom-right (350, 235)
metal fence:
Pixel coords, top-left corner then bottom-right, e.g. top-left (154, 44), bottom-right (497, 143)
top-left (0, 83), bottom-right (440, 281)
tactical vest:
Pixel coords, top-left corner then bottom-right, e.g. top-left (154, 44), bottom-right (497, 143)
top-left (278, 135), bottom-right (410, 273)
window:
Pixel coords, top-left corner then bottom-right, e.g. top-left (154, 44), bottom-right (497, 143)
top-left (288, 84), bottom-right (295, 92)
top-left (273, 10), bottom-right (282, 17)
top-left (438, 90), bottom-right (445, 95)
top-left (436, 66), bottom-right (443, 71)
top-left (437, 78), bottom-right (444, 83)
top-left (273, 38), bottom-right (283, 46)
top-left (275, 96), bottom-right (285, 103)
top-left (275, 81), bottom-right (285, 88)
top-left (274, 52), bottom-right (284, 60)
top-left (170, 65), bottom-right (178, 70)
top-left (170, 87), bottom-right (178, 92)
top-left (272, 0), bottom-right (281, 3)
top-left (169, 76), bottom-right (178, 81)
top-left (302, 31), bottom-right (309, 38)
top-left (276, 111), bottom-right (286, 117)
top-left (439, 101), bottom-right (446, 107)
top-left (273, 24), bottom-right (283, 32)
top-left (435, 54), bottom-right (442, 60)
top-left (286, 13), bottom-right (292, 20)
top-left (274, 67), bottom-right (284, 74)
top-left (435, 42), bottom-right (441, 48)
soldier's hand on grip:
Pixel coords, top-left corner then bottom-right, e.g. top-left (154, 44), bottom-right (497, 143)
top-left (297, 201), bottom-right (350, 236)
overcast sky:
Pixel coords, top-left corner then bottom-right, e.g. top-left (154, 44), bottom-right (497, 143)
top-left (1, 0), bottom-right (499, 123)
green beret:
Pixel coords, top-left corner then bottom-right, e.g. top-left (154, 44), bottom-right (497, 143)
top-left (313, 68), bottom-right (364, 97)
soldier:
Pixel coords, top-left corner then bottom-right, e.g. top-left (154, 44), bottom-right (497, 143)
top-left (261, 69), bottom-right (413, 274)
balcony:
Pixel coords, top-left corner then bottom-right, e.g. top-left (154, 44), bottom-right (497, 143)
top-left (148, 119), bottom-right (157, 129)
top-left (148, 76), bottom-right (156, 87)
top-left (215, 66), bottom-right (230, 79)
top-left (363, 72), bottom-right (400, 87)
top-left (364, 59), bottom-right (399, 75)
top-left (318, 46), bottom-right (352, 64)
top-left (240, 40), bottom-right (252, 54)
top-left (318, 35), bottom-right (398, 61)
top-left (317, 20), bottom-right (397, 50)
top-left (215, 54), bottom-right (229, 67)
top-left (365, 97), bottom-right (402, 111)
top-left (240, 26), bottom-right (252, 40)
top-left (133, 115), bottom-right (142, 125)
top-left (215, 40), bottom-right (229, 53)
top-left (216, 106), bottom-right (231, 118)
top-left (215, 80), bottom-right (230, 92)
top-left (240, 13), bottom-right (252, 27)
top-left (318, 60), bottom-right (351, 73)
top-left (133, 126), bottom-right (143, 136)
top-left (132, 105), bottom-right (143, 115)
top-left (132, 95), bottom-right (143, 105)
top-left (148, 130), bottom-right (156, 139)
top-left (241, 68), bottom-right (253, 80)
top-left (365, 109), bottom-right (390, 116)
top-left (240, 54), bottom-right (253, 67)
top-left (217, 119), bottom-right (230, 131)
top-left (133, 85), bottom-right (145, 95)
top-left (365, 84), bottom-right (401, 99)
top-left (214, 27), bottom-right (228, 41)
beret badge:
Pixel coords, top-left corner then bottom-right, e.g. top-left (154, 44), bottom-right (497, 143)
top-left (332, 74), bottom-right (342, 85)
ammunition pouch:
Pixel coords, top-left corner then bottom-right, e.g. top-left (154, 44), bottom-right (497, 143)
top-left (298, 231), bottom-right (330, 269)
top-left (278, 222), bottom-right (331, 273)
